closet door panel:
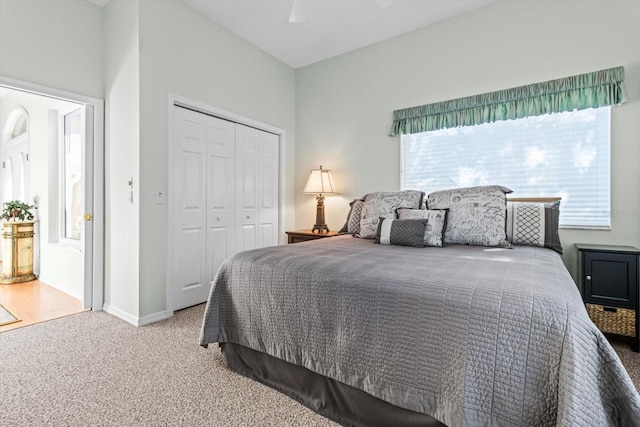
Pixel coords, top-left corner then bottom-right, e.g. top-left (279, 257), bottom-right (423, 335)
top-left (258, 131), bottom-right (279, 248)
top-left (206, 116), bottom-right (235, 285)
top-left (236, 124), bottom-right (259, 252)
top-left (173, 107), bottom-right (208, 309)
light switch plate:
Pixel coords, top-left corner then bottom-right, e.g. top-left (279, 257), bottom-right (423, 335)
top-left (156, 191), bottom-right (165, 205)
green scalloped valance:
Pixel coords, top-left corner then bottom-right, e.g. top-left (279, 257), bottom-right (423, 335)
top-left (389, 66), bottom-right (627, 136)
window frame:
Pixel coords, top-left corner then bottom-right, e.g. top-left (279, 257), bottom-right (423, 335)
top-left (57, 106), bottom-right (84, 249)
top-left (400, 107), bottom-right (612, 230)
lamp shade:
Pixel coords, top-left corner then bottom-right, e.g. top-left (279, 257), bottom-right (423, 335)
top-left (303, 166), bottom-right (336, 194)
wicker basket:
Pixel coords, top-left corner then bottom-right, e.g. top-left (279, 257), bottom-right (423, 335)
top-left (586, 303), bottom-right (636, 337)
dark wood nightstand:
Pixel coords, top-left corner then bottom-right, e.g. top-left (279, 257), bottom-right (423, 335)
top-left (576, 243), bottom-right (640, 352)
top-left (286, 229), bottom-right (340, 244)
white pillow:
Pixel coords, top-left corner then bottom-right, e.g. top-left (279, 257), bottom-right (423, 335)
top-left (397, 208), bottom-right (448, 247)
top-left (427, 185), bottom-right (512, 247)
top-left (358, 190), bottom-right (424, 239)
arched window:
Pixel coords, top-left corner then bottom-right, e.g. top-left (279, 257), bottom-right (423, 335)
top-left (2, 107), bottom-right (29, 142)
top-left (1, 106), bottom-right (30, 204)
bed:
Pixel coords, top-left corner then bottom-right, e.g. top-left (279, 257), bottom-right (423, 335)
top-left (200, 188), bottom-right (640, 426)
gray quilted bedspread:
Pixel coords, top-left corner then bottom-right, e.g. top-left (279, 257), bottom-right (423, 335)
top-left (200, 236), bottom-right (640, 426)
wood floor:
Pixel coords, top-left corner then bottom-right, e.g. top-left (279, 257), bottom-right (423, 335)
top-left (0, 279), bottom-right (84, 333)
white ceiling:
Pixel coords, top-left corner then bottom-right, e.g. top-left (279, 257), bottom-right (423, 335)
top-left (181, 0), bottom-right (496, 69)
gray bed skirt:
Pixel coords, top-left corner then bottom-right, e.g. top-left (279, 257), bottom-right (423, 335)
top-left (221, 342), bottom-right (446, 427)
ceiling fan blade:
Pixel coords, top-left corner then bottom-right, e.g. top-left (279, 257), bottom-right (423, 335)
top-left (288, 0), bottom-right (307, 24)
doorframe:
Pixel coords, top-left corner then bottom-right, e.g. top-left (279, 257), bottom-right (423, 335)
top-left (167, 93), bottom-right (287, 313)
top-left (0, 75), bottom-right (105, 311)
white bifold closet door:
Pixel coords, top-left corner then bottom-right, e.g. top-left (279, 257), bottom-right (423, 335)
top-left (235, 124), bottom-right (279, 252)
top-left (172, 106), bottom-right (279, 310)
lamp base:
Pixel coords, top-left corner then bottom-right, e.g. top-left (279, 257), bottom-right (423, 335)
top-left (311, 224), bottom-right (330, 234)
top-left (312, 194), bottom-right (329, 233)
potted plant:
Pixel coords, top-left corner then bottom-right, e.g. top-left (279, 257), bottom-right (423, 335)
top-left (0, 200), bottom-right (35, 222)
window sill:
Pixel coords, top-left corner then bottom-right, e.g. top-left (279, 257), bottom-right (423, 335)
top-left (559, 225), bottom-right (611, 231)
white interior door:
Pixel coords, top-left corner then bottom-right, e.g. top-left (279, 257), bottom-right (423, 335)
top-left (257, 130), bottom-right (279, 248)
top-left (205, 115), bottom-right (235, 293)
top-left (235, 124), bottom-right (259, 253)
top-left (173, 106), bottom-right (235, 310)
top-left (235, 124), bottom-right (279, 251)
top-left (82, 105), bottom-right (94, 310)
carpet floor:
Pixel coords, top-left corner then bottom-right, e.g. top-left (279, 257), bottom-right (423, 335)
top-left (1, 304), bottom-right (638, 426)
top-left (0, 304), bottom-right (335, 427)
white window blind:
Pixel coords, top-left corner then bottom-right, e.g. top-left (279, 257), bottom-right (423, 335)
top-left (401, 107), bottom-right (611, 228)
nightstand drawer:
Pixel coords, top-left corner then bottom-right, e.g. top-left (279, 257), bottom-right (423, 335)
top-left (286, 229), bottom-right (339, 244)
top-left (586, 304), bottom-right (636, 337)
top-left (582, 251), bottom-right (638, 309)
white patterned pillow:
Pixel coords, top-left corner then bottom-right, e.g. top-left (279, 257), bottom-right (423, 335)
top-left (358, 190), bottom-right (425, 239)
top-left (397, 208), bottom-right (448, 247)
top-left (506, 200), bottom-right (562, 253)
top-left (359, 213), bottom-right (395, 239)
top-left (427, 185), bottom-right (512, 247)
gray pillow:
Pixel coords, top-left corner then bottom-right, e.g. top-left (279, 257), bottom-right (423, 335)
top-left (397, 208), bottom-right (448, 247)
top-left (339, 199), bottom-right (364, 235)
top-left (359, 190), bottom-right (425, 239)
top-left (427, 185), bottom-right (512, 247)
top-left (506, 200), bottom-right (562, 254)
top-left (375, 218), bottom-right (428, 248)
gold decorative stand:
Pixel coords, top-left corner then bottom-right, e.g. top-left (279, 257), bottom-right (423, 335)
top-left (1, 221), bottom-right (36, 284)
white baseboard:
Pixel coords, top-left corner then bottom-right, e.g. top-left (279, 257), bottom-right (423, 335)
top-left (138, 310), bottom-right (173, 326)
top-left (38, 275), bottom-right (83, 301)
top-left (103, 304), bottom-right (173, 326)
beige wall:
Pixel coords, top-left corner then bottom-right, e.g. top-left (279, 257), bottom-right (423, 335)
top-left (0, 0), bottom-right (103, 99)
top-left (295, 0), bottom-right (640, 280)
top-left (103, 0), bottom-right (141, 317)
top-left (136, 0), bottom-right (296, 317)
top-left (1, 0), bottom-right (296, 321)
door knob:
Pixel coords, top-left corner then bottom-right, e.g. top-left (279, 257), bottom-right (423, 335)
top-left (586, 275), bottom-right (591, 281)
top-left (246, 215), bottom-right (251, 219)
top-left (216, 216), bottom-right (221, 220)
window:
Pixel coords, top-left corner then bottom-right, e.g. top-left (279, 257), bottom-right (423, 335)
top-left (60, 108), bottom-right (83, 242)
top-left (401, 107), bottom-right (611, 228)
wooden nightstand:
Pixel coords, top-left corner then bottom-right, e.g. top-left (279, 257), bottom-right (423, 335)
top-left (286, 229), bottom-right (340, 244)
top-left (576, 244), bottom-right (640, 352)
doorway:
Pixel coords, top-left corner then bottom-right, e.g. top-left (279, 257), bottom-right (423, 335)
top-left (0, 76), bottom-right (104, 327)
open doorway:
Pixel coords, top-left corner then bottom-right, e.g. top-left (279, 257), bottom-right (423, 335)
top-left (0, 78), bottom-right (104, 331)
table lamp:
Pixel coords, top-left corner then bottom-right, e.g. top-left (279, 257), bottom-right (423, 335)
top-left (303, 165), bottom-right (336, 233)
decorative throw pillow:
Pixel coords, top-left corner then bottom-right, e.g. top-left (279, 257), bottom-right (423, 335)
top-left (360, 213), bottom-right (395, 239)
top-left (506, 200), bottom-right (562, 254)
top-left (339, 199), bottom-right (364, 235)
top-left (375, 218), bottom-right (428, 248)
top-left (427, 185), bottom-right (512, 247)
top-left (358, 190), bottom-right (425, 239)
top-left (397, 208), bottom-right (448, 247)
